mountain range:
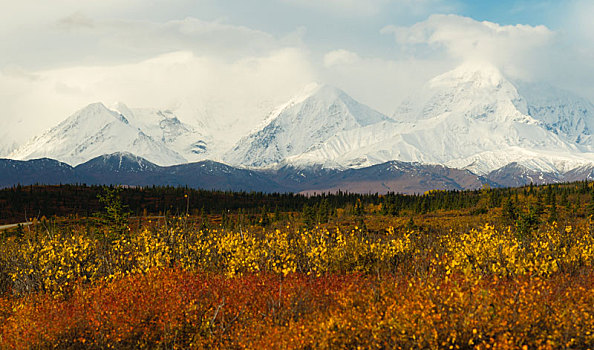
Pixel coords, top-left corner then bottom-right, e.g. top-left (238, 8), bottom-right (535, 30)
top-left (4, 62), bottom-right (594, 193)
top-left (2, 152), bottom-right (594, 194)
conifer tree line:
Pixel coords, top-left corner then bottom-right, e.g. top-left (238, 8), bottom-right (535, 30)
top-left (1, 181), bottom-right (594, 225)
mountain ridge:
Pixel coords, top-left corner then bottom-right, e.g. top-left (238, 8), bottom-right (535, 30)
top-left (223, 84), bottom-right (393, 168)
top-left (9, 103), bottom-right (192, 167)
top-left (5, 64), bottom-right (594, 183)
top-left (283, 63), bottom-right (594, 174)
top-left (2, 152), bottom-right (594, 194)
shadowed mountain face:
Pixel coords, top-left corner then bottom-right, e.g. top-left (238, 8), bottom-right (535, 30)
top-left (0, 158), bottom-right (77, 187)
top-left (484, 162), bottom-right (561, 187)
top-left (5, 152), bottom-right (588, 194)
top-left (291, 161), bottom-right (489, 194)
top-left (73, 153), bottom-right (281, 192)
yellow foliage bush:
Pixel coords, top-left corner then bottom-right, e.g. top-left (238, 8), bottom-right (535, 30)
top-left (443, 223), bottom-right (594, 277)
top-left (1, 218), bottom-right (593, 296)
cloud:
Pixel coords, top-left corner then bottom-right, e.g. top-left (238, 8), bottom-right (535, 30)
top-left (93, 17), bottom-right (279, 60)
top-left (323, 50), bottom-right (361, 67)
top-left (51, 16), bottom-right (280, 65)
top-left (56, 12), bottom-right (95, 30)
top-left (0, 0), bottom-right (146, 31)
top-left (0, 49), bottom-right (316, 149)
top-left (1, 2), bottom-right (281, 68)
top-left (381, 14), bottom-right (556, 81)
top-left (565, 0), bottom-right (594, 47)
top-left (320, 52), bottom-right (450, 115)
top-left (280, 0), bottom-right (456, 18)
top-left (280, 0), bottom-right (390, 16)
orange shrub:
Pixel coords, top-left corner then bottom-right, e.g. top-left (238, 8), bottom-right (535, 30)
top-left (1, 269), bottom-right (593, 349)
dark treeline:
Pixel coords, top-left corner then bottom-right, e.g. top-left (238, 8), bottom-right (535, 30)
top-left (0, 184), bottom-right (374, 224)
top-left (1, 181), bottom-right (594, 225)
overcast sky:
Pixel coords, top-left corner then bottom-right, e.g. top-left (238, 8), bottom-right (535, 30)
top-left (2, 0), bottom-right (594, 151)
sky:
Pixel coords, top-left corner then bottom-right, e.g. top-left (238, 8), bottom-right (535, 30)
top-left (1, 0), bottom-right (594, 153)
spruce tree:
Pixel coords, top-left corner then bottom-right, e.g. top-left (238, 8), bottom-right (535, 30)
top-left (95, 186), bottom-right (131, 240)
top-left (502, 196), bottom-right (518, 225)
top-left (302, 204), bottom-right (315, 229)
top-left (548, 194), bottom-right (558, 224)
top-left (517, 205), bottom-right (539, 239)
top-left (587, 191), bottom-right (594, 219)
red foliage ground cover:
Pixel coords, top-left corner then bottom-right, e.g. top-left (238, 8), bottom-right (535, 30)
top-left (1, 268), bottom-right (593, 349)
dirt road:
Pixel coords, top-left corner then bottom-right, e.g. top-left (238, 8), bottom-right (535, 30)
top-left (0, 222), bottom-right (32, 231)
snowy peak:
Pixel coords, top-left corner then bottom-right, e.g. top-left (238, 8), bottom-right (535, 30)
top-left (282, 63), bottom-right (594, 175)
top-left (514, 82), bottom-right (594, 147)
top-left (113, 103), bottom-right (212, 160)
top-left (396, 62), bottom-right (526, 124)
top-left (9, 103), bottom-right (188, 166)
top-left (430, 61), bottom-right (506, 89)
top-left (114, 103), bottom-right (186, 139)
top-left (59, 102), bottom-right (130, 132)
top-left (262, 84), bottom-right (390, 128)
top-left (306, 85), bottom-right (391, 126)
top-left (389, 63), bottom-right (594, 173)
top-left (224, 84), bottom-right (392, 168)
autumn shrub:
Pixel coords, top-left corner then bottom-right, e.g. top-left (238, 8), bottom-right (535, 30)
top-left (2, 218), bottom-right (594, 297)
top-left (1, 269), bottom-right (593, 349)
top-left (1, 217), bottom-right (594, 349)
top-left (442, 223), bottom-right (594, 277)
top-left (0, 221), bottom-right (417, 296)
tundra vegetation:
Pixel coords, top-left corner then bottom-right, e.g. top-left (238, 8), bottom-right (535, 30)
top-left (0, 183), bottom-right (593, 349)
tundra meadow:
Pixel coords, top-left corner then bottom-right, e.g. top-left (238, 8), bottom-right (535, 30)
top-left (0, 184), bottom-right (593, 349)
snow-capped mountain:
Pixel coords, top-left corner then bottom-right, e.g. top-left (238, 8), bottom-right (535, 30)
top-left (514, 82), bottom-right (594, 148)
top-left (223, 84), bottom-right (392, 168)
top-left (284, 63), bottom-right (594, 174)
top-left (9, 103), bottom-right (208, 166)
top-left (7, 61), bottom-right (594, 189)
top-left (0, 141), bottom-right (18, 158)
top-left (113, 103), bottom-right (213, 161)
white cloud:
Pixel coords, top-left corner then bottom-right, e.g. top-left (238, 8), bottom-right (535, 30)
top-left (0, 0), bottom-right (147, 33)
top-left (0, 49), bottom-right (316, 149)
top-left (281, 0), bottom-right (456, 17)
top-left (1, 14), bottom-right (285, 69)
top-left (280, 0), bottom-right (390, 16)
top-left (320, 53), bottom-right (450, 115)
top-left (323, 50), bottom-right (361, 67)
top-left (382, 14), bottom-right (555, 80)
top-left (565, 0), bottom-right (594, 47)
